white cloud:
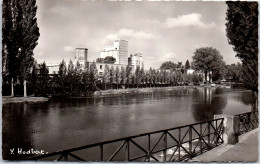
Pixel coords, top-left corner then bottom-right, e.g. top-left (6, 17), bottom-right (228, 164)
top-left (50, 6), bottom-right (69, 15)
top-left (144, 19), bottom-right (160, 25)
top-left (102, 28), bottom-right (159, 44)
top-left (166, 13), bottom-right (216, 29)
top-left (64, 46), bottom-right (74, 52)
top-left (159, 52), bottom-right (177, 62)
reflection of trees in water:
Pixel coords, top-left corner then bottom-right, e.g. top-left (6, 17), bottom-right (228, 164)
top-left (192, 88), bottom-right (227, 122)
top-left (239, 91), bottom-right (257, 111)
top-left (2, 102), bottom-right (50, 160)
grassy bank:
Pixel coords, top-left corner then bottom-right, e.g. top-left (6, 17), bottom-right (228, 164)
top-left (2, 96), bottom-right (49, 104)
top-left (93, 86), bottom-right (198, 97)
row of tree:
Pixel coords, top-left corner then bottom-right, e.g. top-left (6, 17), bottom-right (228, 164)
top-left (8, 59), bottom-right (203, 96)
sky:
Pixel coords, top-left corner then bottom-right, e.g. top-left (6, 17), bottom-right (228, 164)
top-left (34, 0), bottom-right (240, 69)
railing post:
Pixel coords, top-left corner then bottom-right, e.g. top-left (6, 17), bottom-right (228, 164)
top-left (125, 140), bottom-right (130, 161)
top-left (214, 115), bottom-right (239, 144)
top-left (207, 122), bottom-right (210, 147)
top-left (163, 131), bottom-right (167, 161)
top-left (64, 153), bottom-right (68, 161)
top-left (189, 126), bottom-right (192, 157)
top-left (178, 128), bottom-right (181, 161)
top-left (148, 134), bottom-right (151, 162)
top-left (100, 144), bottom-right (103, 161)
top-left (199, 123), bottom-right (202, 154)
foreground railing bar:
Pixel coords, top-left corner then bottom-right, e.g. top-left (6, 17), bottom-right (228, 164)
top-left (129, 154), bottom-right (148, 161)
top-left (129, 139), bottom-right (159, 162)
top-left (100, 144), bottom-right (103, 161)
top-left (108, 141), bottom-right (126, 161)
top-left (169, 146), bottom-right (178, 161)
top-left (148, 134), bottom-right (151, 162)
top-left (56, 154), bottom-right (64, 161)
top-left (151, 132), bottom-right (164, 152)
top-left (191, 126), bottom-right (211, 148)
top-left (163, 131), bottom-right (167, 161)
top-left (189, 126), bottom-right (192, 156)
top-left (24, 118), bottom-right (224, 160)
top-left (67, 152), bottom-right (85, 161)
top-left (178, 128), bottom-right (181, 161)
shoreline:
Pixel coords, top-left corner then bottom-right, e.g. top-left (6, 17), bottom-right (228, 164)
top-left (93, 86), bottom-right (197, 97)
top-left (2, 97), bottom-right (49, 104)
top-left (2, 85), bottom-right (233, 103)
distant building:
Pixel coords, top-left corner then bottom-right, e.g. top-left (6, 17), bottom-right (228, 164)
top-left (128, 53), bottom-right (144, 72)
top-left (187, 69), bottom-right (195, 74)
top-left (46, 63), bottom-right (59, 74)
top-left (100, 40), bottom-right (128, 65)
top-left (88, 62), bottom-right (128, 80)
top-left (75, 48), bottom-right (88, 69)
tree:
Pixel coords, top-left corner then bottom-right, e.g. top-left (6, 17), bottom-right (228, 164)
top-left (120, 67), bottom-right (127, 87)
top-left (145, 69), bottom-right (152, 87)
top-left (185, 60), bottom-right (190, 70)
top-left (115, 66), bottom-right (122, 89)
top-left (110, 66), bottom-right (116, 89)
top-left (104, 56), bottom-right (116, 64)
top-left (58, 59), bottom-right (67, 92)
top-left (96, 58), bottom-right (104, 63)
top-left (192, 47), bottom-right (224, 82)
top-left (89, 62), bottom-right (98, 90)
top-left (160, 61), bottom-right (178, 70)
top-left (81, 69), bottom-right (90, 92)
top-left (140, 67), bottom-right (145, 87)
top-left (2, 0), bottom-right (40, 97)
top-left (67, 60), bottom-right (75, 92)
top-left (226, 1), bottom-right (258, 93)
top-left (102, 65), bottom-right (110, 90)
top-left (224, 63), bottom-right (242, 82)
top-left (39, 62), bottom-right (49, 95)
top-left (126, 65), bottom-right (132, 88)
top-left (29, 61), bottom-right (39, 95)
top-left (135, 66), bottom-right (142, 88)
top-left (74, 61), bottom-right (82, 93)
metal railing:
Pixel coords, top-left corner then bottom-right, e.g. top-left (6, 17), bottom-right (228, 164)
top-left (236, 111), bottom-right (258, 135)
top-left (24, 118), bottom-right (224, 162)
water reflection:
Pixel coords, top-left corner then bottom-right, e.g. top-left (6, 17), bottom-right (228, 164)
top-left (2, 88), bottom-right (254, 160)
top-left (191, 88), bottom-right (227, 122)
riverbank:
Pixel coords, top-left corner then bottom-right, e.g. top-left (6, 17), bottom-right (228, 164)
top-left (2, 96), bottom-right (49, 104)
top-left (93, 86), bottom-right (199, 97)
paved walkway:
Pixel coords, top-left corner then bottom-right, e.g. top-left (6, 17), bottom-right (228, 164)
top-left (190, 128), bottom-right (259, 162)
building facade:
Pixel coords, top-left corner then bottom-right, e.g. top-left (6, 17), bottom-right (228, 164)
top-left (128, 53), bottom-right (144, 72)
top-left (46, 63), bottom-right (60, 74)
top-left (75, 48), bottom-right (88, 69)
top-left (100, 40), bottom-right (128, 65)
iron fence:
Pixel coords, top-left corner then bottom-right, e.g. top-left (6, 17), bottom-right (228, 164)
top-left (24, 118), bottom-right (224, 162)
top-left (236, 111), bottom-right (258, 135)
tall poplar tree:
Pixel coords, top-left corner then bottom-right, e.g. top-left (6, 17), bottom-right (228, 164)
top-left (2, 0), bottom-right (40, 97)
top-left (102, 65), bottom-right (110, 90)
top-left (226, 1), bottom-right (258, 93)
top-left (115, 66), bottom-right (122, 89)
top-left (120, 67), bottom-right (127, 87)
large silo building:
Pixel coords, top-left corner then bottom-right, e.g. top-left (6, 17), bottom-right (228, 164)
top-left (100, 40), bottom-right (128, 65)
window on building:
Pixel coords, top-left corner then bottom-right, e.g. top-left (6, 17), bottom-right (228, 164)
top-left (100, 65), bottom-right (103, 69)
top-left (99, 72), bottom-right (103, 76)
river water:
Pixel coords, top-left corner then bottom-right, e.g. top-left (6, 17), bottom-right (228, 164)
top-left (2, 87), bottom-right (254, 160)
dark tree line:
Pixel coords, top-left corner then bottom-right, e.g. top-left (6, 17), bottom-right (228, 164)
top-left (3, 59), bottom-right (204, 97)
